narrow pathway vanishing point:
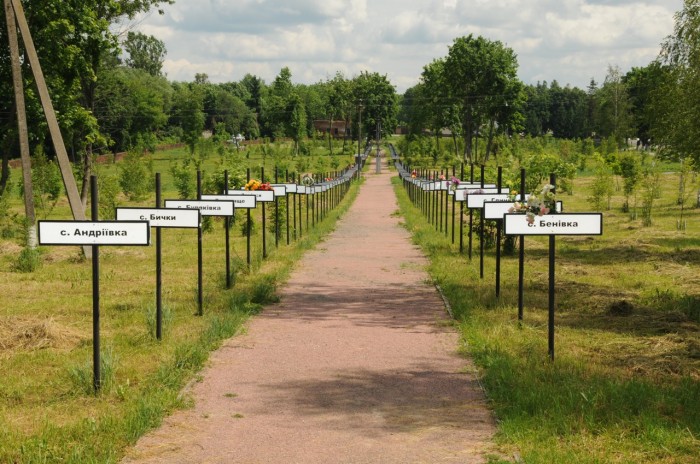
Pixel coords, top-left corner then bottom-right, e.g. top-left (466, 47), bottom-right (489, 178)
top-left (123, 161), bottom-right (497, 463)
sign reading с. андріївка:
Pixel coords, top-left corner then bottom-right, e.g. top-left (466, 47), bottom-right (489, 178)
top-left (38, 221), bottom-right (150, 245)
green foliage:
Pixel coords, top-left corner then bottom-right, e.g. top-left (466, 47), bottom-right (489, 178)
top-left (654, 1), bottom-right (700, 164)
top-left (268, 198), bottom-right (287, 236)
top-left (95, 167), bottom-right (121, 220)
top-left (11, 247), bottom-right (42, 273)
top-left (20, 147), bottom-right (63, 219)
top-left (618, 151), bottom-right (642, 211)
top-left (123, 31), bottom-right (166, 77)
top-left (119, 150), bottom-right (153, 201)
top-left (0, 179), bottom-right (21, 239)
top-left (588, 157), bottom-right (615, 211)
top-left (240, 214), bottom-right (256, 237)
top-left (640, 163), bottom-right (662, 226)
top-left (170, 157), bottom-right (197, 199)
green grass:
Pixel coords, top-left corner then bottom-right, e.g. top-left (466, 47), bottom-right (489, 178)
top-left (393, 170), bottom-right (700, 463)
top-left (0, 145), bottom-right (361, 462)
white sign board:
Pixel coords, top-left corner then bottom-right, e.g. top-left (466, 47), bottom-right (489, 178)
top-left (455, 183), bottom-right (497, 190)
top-left (276, 183), bottom-right (297, 194)
top-left (483, 201), bottom-right (517, 220)
top-left (269, 184), bottom-right (287, 197)
top-left (467, 193), bottom-right (511, 209)
top-left (483, 201), bottom-right (563, 220)
top-left (116, 208), bottom-right (200, 228)
top-left (226, 189), bottom-right (275, 202)
top-left (164, 200), bottom-right (234, 216)
top-left (455, 188), bottom-right (509, 202)
top-left (201, 194), bottom-right (257, 209)
top-left (504, 213), bottom-right (603, 236)
top-left (38, 221), bottom-right (150, 246)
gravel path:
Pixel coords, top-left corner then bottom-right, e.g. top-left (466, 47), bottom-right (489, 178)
top-left (122, 165), bottom-right (496, 463)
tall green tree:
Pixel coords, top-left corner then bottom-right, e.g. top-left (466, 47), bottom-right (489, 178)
top-left (597, 65), bottom-right (633, 145)
top-left (170, 82), bottom-right (204, 154)
top-left (443, 35), bottom-right (523, 164)
top-left (352, 71), bottom-right (399, 141)
top-left (624, 63), bottom-right (667, 146)
top-left (3, 0), bottom-right (173, 205)
top-left (653, 0), bottom-right (700, 162)
top-left (122, 31), bottom-right (166, 77)
top-left (94, 66), bottom-right (171, 151)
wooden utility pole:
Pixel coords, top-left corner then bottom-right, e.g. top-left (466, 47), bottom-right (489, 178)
top-left (4, 0), bottom-right (36, 247)
top-left (6, 0), bottom-right (90, 255)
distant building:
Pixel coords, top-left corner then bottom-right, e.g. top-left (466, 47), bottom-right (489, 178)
top-left (313, 120), bottom-right (349, 138)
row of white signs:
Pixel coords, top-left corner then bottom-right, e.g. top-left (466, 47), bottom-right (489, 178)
top-left (397, 165), bottom-right (602, 236)
top-left (38, 173), bottom-right (357, 246)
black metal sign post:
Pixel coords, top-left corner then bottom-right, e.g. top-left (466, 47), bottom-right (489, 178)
top-left (261, 167), bottom-right (267, 259)
top-left (197, 171), bottom-right (203, 316)
top-left (286, 170), bottom-right (291, 245)
top-left (156, 174), bottom-right (162, 336)
top-left (274, 167), bottom-right (279, 249)
top-left (460, 164), bottom-right (465, 253)
top-left (116, 183), bottom-right (200, 340)
top-left (548, 174), bottom-right (556, 360)
top-left (224, 170), bottom-right (231, 289)
top-left (38, 175), bottom-right (149, 391)
top-left (505, 198), bottom-right (603, 360)
top-left (496, 167), bottom-right (503, 297)
top-left (291, 172), bottom-right (296, 241)
top-left (201, 190), bottom-right (256, 287)
top-left (298, 174), bottom-right (303, 238)
top-left (165, 192), bottom-right (235, 317)
top-left (439, 171), bottom-right (443, 233)
top-left (247, 168), bottom-right (251, 267)
top-left (480, 165), bottom-right (485, 278)
top-left (519, 168), bottom-right (526, 321)
top-left (91, 178), bottom-right (100, 391)
top-left (469, 164), bottom-right (474, 260)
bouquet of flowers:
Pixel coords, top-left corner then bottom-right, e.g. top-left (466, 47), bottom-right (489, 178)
top-left (244, 179), bottom-right (261, 191)
top-left (509, 184), bottom-right (556, 224)
top-left (449, 176), bottom-right (460, 191)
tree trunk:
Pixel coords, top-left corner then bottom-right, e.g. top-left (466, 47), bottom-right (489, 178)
top-left (483, 118), bottom-right (496, 164)
top-left (80, 145), bottom-right (93, 208)
top-left (6, 0), bottom-right (36, 247)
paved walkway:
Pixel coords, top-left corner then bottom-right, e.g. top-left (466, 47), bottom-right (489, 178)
top-left (122, 164), bottom-right (496, 463)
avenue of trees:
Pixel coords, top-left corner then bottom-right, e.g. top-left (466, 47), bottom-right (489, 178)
top-left (1, 0), bottom-right (700, 205)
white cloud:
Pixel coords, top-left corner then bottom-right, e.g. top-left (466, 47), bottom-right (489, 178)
top-left (133, 0), bottom-right (683, 91)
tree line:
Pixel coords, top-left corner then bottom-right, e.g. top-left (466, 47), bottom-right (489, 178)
top-left (1, 0), bottom-right (699, 200)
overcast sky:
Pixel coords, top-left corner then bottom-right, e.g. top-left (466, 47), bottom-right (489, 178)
top-left (130, 0), bottom-right (683, 93)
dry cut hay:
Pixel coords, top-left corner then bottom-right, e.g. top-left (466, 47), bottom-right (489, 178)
top-left (0, 316), bottom-right (86, 355)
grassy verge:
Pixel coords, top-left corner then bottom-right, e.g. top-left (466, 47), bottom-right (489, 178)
top-left (392, 174), bottom-right (699, 463)
top-left (0, 158), bottom-right (361, 462)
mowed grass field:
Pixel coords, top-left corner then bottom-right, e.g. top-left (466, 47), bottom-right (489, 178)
top-left (0, 145), bottom-right (360, 462)
top-left (393, 162), bottom-right (699, 463)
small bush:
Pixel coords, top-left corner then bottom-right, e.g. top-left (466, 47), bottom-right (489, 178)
top-left (12, 247), bottom-right (41, 273)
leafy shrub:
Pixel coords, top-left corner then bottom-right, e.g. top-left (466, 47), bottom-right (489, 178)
top-left (12, 247), bottom-right (41, 273)
top-left (119, 151), bottom-right (152, 201)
